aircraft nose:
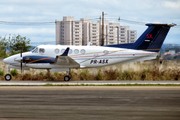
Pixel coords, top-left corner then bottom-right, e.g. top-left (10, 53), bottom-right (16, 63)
top-left (3, 57), bottom-right (9, 64)
top-left (3, 57), bottom-right (13, 64)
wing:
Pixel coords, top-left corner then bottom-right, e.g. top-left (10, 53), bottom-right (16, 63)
top-left (51, 47), bottom-right (80, 68)
top-left (52, 56), bottom-right (80, 68)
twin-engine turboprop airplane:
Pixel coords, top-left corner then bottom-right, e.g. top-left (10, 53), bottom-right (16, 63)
top-left (3, 23), bottom-right (175, 81)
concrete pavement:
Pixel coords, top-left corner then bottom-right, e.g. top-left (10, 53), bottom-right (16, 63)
top-left (0, 80), bottom-right (180, 86)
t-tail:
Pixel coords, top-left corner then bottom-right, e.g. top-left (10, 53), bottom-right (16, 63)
top-left (105, 23), bottom-right (175, 52)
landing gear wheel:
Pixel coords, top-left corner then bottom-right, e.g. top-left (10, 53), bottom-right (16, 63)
top-left (64, 75), bottom-right (71, 81)
top-left (5, 74), bottom-right (12, 81)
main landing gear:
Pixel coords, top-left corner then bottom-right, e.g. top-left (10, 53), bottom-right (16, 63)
top-left (64, 69), bottom-right (71, 82)
top-left (5, 66), bottom-right (12, 81)
top-left (47, 69), bottom-right (71, 81)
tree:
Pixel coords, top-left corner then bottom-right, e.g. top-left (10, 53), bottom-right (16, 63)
top-left (0, 36), bottom-right (9, 58)
top-left (0, 35), bottom-right (32, 57)
top-left (8, 35), bottom-right (32, 55)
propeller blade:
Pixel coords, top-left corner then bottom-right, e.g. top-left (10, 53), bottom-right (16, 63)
top-left (21, 61), bottom-right (22, 74)
top-left (20, 49), bottom-right (22, 74)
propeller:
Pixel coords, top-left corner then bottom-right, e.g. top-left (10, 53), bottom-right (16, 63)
top-left (20, 49), bottom-right (22, 74)
top-left (14, 46), bottom-right (23, 74)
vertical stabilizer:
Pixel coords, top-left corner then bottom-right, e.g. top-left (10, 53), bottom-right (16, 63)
top-left (105, 23), bottom-right (175, 52)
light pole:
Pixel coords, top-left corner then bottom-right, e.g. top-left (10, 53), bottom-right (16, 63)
top-left (101, 11), bottom-right (107, 46)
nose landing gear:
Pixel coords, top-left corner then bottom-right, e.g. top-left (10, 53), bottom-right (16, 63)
top-left (5, 74), bottom-right (12, 81)
top-left (5, 66), bottom-right (12, 81)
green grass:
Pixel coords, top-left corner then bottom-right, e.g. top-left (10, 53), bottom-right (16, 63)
top-left (0, 71), bottom-right (4, 76)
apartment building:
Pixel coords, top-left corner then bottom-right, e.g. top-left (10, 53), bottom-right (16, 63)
top-left (56, 16), bottom-right (82, 46)
top-left (56, 16), bottom-right (137, 46)
top-left (81, 18), bottom-right (100, 46)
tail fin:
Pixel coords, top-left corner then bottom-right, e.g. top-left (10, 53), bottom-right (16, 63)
top-left (105, 23), bottom-right (175, 52)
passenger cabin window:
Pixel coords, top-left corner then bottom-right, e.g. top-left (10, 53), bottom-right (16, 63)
top-left (32, 47), bottom-right (38, 53)
top-left (54, 49), bottom-right (59, 54)
top-left (61, 49), bottom-right (65, 53)
top-left (80, 49), bottom-right (86, 54)
top-left (39, 48), bottom-right (45, 53)
top-left (74, 49), bottom-right (79, 54)
top-left (69, 49), bottom-right (72, 54)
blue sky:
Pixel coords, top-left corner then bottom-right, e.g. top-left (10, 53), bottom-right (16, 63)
top-left (0, 0), bottom-right (180, 45)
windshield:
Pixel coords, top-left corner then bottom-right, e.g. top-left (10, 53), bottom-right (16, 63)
top-left (32, 47), bottom-right (38, 53)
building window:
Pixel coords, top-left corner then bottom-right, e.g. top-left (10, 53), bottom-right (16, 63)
top-left (75, 38), bottom-right (79, 40)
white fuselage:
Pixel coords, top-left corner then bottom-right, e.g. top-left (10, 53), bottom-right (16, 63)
top-left (3, 45), bottom-right (158, 71)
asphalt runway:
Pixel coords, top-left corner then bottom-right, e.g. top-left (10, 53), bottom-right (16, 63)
top-left (0, 86), bottom-right (180, 120)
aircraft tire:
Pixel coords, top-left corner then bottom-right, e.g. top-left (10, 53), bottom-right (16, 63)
top-left (64, 75), bottom-right (70, 81)
top-left (5, 74), bottom-right (12, 81)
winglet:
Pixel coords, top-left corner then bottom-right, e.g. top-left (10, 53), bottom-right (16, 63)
top-left (61, 47), bottom-right (70, 56)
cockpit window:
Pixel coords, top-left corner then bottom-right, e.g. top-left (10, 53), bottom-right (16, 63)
top-left (32, 47), bottom-right (38, 53)
top-left (39, 48), bottom-right (45, 53)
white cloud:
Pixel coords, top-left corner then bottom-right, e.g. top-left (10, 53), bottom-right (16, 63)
top-left (0, 0), bottom-right (179, 44)
top-left (163, 0), bottom-right (180, 9)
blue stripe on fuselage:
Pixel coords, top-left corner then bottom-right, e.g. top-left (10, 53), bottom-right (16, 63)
top-left (23, 56), bottom-right (55, 64)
